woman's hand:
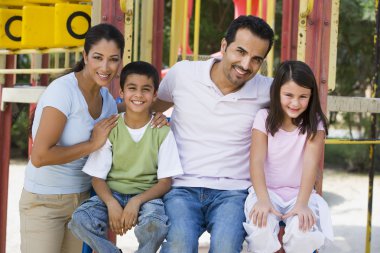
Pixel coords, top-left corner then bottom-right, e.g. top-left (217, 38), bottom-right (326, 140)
top-left (89, 114), bottom-right (119, 150)
top-left (282, 203), bottom-right (316, 232)
top-left (150, 112), bottom-right (169, 128)
top-left (249, 199), bottom-right (282, 228)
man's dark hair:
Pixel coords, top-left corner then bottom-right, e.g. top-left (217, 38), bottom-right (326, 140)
top-left (224, 15), bottom-right (274, 57)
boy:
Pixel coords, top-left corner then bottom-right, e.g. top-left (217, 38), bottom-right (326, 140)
top-left (69, 61), bottom-right (183, 253)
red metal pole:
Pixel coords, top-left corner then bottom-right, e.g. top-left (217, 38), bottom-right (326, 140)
top-left (304, 0), bottom-right (332, 194)
top-left (101, 0), bottom-right (125, 99)
top-left (0, 54), bottom-right (16, 253)
top-left (152, 0), bottom-right (165, 74)
top-left (281, 0), bottom-right (299, 61)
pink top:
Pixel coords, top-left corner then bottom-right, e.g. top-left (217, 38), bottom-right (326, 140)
top-left (252, 109), bottom-right (324, 202)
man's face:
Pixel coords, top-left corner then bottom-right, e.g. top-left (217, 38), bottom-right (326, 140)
top-left (220, 28), bottom-right (270, 89)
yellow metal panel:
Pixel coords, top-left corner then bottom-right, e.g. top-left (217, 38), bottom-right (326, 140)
top-left (0, 0), bottom-right (24, 6)
top-left (328, 0), bottom-right (340, 91)
top-left (0, 8), bottom-right (22, 49)
top-left (22, 5), bottom-right (55, 48)
top-left (140, 0), bottom-right (153, 63)
top-left (23, 0), bottom-right (67, 3)
top-left (54, 3), bottom-right (91, 47)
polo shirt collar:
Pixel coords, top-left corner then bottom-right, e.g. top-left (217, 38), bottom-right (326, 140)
top-left (200, 58), bottom-right (259, 100)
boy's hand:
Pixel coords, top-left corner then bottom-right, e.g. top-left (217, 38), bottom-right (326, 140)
top-left (121, 197), bottom-right (141, 233)
top-left (106, 198), bottom-right (124, 235)
top-left (249, 199), bottom-right (282, 228)
top-left (150, 112), bottom-right (168, 128)
top-left (282, 203), bottom-right (316, 232)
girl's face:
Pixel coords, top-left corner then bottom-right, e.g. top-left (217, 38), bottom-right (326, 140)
top-left (280, 80), bottom-right (311, 120)
top-left (83, 38), bottom-right (122, 87)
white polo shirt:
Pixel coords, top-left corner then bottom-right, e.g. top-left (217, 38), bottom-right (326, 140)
top-left (158, 59), bottom-right (272, 190)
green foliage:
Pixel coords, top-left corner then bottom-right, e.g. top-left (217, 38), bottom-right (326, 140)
top-left (162, 0), bottom-right (234, 66)
top-left (11, 105), bottom-right (30, 158)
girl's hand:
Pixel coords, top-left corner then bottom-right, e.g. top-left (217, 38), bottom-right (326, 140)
top-left (282, 203), bottom-right (316, 232)
top-left (90, 114), bottom-right (119, 149)
top-left (249, 200), bottom-right (282, 228)
top-left (150, 112), bottom-right (169, 128)
top-left (106, 198), bottom-right (124, 235)
top-left (121, 197), bottom-right (141, 234)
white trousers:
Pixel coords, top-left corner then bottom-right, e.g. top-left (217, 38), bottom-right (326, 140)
top-left (243, 189), bottom-right (327, 253)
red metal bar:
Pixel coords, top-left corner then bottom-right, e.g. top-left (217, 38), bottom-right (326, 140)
top-left (152, 0), bottom-right (165, 73)
top-left (281, 0), bottom-right (299, 61)
top-left (304, 0), bottom-right (332, 194)
top-left (0, 55), bottom-right (16, 253)
top-left (101, 0), bottom-right (125, 99)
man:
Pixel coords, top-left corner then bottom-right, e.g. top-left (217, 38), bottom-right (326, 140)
top-left (155, 15), bottom-right (274, 253)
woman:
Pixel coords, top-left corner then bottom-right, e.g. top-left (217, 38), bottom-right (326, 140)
top-left (19, 23), bottom-right (123, 253)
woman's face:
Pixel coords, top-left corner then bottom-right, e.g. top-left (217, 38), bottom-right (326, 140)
top-left (83, 38), bottom-right (122, 87)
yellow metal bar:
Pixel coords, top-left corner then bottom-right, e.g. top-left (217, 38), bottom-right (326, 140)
top-left (181, 0), bottom-right (189, 61)
top-left (246, 0), bottom-right (252, 15)
top-left (64, 51), bottom-right (70, 69)
top-left (122, 0), bottom-right (134, 64)
top-left (193, 0), bottom-right (201, 61)
top-left (300, 0), bottom-right (314, 18)
top-left (297, 0), bottom-right (311, 61)
top-left (54, 53), bottom-right (60, 69)
top-left (328, 0), bottom-right (340, 91)
top-left (169, 0), bottom-right (184, 66)
top-left (133, 0), bottom-right (140, 61)
top-left (0, 47), bottom-right (83, 55)
top-left (140, 0), bottom-right (153, 63)
top-left (325, 139), bottom-right (380, 145)
top-left (265, 0), bottom-right (275, 77)
top-left (0, 55), bottom-right (5, 85)
top-left (0, 68), bottom-right (68, 75)
top-left (258, 0), bottom-right (262, 18)
top-left (91, 0), bottom-right (102, 26)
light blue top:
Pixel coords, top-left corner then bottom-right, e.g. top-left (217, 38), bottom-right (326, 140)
top-left (24, 72), bottom-right (117, 194)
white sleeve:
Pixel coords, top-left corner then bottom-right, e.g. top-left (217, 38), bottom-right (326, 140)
top-left (157, 130), bottom-right (184, 179)
top-left (82, 139), bottom-right (112, 179)
top-left (157, 63), bottom-right (182, 102)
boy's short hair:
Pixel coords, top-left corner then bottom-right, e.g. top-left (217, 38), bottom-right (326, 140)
top-left (119, 61), bottom-right (160, 91)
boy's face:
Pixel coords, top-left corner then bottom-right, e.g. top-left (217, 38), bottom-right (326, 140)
top-left (120, 74), bottom-right (157, 114)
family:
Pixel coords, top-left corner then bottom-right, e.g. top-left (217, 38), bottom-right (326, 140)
top-left (19, 15), bottom-right (333, 253)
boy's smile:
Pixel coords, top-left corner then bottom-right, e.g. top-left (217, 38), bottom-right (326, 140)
top-left (120, 74), bottom-right (156, 116)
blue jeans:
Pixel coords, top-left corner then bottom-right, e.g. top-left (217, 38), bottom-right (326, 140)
top-left (160, 187), bottom-right (248, 253)
top-left (68, 192), bottom-right (169, 253)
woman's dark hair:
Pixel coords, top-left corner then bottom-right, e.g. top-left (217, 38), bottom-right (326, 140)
top-left (70, 23), bottom-right (125, 73)
top-left (266, 60), bottom-right (328, 139)
top-left (119, 61), bottom-right (160, 92)
top-left (29, 23), bottom-right (125, 136)
top-left (224, 15), bottom-right (274, 58)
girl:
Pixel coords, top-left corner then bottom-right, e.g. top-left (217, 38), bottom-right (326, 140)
top-left (243, 61), bottom-right (333, 253)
